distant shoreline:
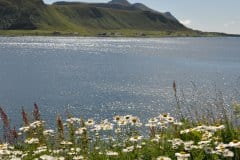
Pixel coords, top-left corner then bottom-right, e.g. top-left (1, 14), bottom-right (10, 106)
top-left (0, 30), bottom-right (240, 38)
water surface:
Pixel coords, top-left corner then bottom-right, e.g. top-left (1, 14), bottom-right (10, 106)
top-left (0, 37), bottom-right (240, 127)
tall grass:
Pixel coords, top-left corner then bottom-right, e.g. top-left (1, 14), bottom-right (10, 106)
top-left (0, 83), bottom-right (239, 160)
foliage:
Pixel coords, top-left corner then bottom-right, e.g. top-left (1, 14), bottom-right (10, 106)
top-left (0, 102), bottom-right (239, 160)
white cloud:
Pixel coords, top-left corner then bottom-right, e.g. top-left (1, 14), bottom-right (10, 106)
top-left (180, 19), bottom-right (191, 26)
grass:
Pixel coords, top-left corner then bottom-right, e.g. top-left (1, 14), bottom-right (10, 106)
top-left (0, 29), bottom-right (227, 37)
top-left (0, 83), bottom-right (240, 160)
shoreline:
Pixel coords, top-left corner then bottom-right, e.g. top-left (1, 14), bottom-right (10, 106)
top-left (1, 30), bottom-right (240, 38)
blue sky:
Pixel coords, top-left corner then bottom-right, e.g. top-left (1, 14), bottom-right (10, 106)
top-left (44, 0), bottom-right (240, 34)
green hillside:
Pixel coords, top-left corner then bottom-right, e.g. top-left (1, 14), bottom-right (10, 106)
top-left (0, 0), bottom-right (232, 36)
top-left (0, 0), bottom-right (45, 29)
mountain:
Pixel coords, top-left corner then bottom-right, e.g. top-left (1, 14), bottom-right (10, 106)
top-left (132, 3), bottom-right (155, 12)
top-left (163, 12), bottom-right (178, 21)
top-left (50, 1), bottom-right (186, 30)
top-left (1, 0), bottom-right (218, 37)
top-left (108, 0), bottom-right (131, 6)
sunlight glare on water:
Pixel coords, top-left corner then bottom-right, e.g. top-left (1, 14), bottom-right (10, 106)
top-left (0, 37), bottom-right (240, 128)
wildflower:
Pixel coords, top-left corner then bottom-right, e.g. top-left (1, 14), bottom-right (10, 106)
top-left (201, 131), bottom-right (213, 140)
top-left (145, 123), bottom-right (157, 127)
top-left (33, 102), bottom-right (41, 121)
top-left (151, 134), bottom-right (161, 143)
top-left (43, 129), bottom-right (54, 136)
top-left (207, 125), bottom-right (225, 132)
top-left (195, 125), bottom-right (208, 132)
top-left (29, 121), bottom-right (44, 129)
top-left (129, 135), bottom-right (143, 142)
top-left (157, 120), bottom-right (168, 126)
top-left (33, 145), bottom-right (47, 154)
top-left (60, 141), bottom-right (72, 145)
top-left (148, 117), bottom-right (158, 124)
top-left (12, 150), bottom-right (23, 156)
top-left (85, 119), bottom-right (95, 126)
top-left (180, 129), bottom-right (191, 134)
top-left (40, 155), bottom-right (56, 160)
top-left (136, 144), bottom-right (142, 149)
top-left (19, 126), bottom-right (30, 132)
top-left (198, 140), bottom-right (211, 146)
top-left (113, 115), bottom-right (122, 123)
top-left (118, 119), bottom-right (127, 126)
top-left (0, 143), bottom-right (9, 150)
top-left (166, 116), bottom-right (175, 123)
top-left (122, 146), bottom-right (134, 153)
top-left (75, 127), bottom-right (87, 135)
top-left (229, 140), bottom-right (240, 148)
top-left (66, 117), bottom-right (81, 124)
top-left (216, 143), bottom-right (228, 151)
top-left (151, 138), bottom-right (160, 143)
top-left (155, 134), bottom-right (162, 139)
top-left (215, 124), bottom-right (225, 130)
top-left (22, 107), bottom-right (29, 126)
top-left (68, 151), bottom-right (76, 156)
top-left (174, 121), bottom-right (183, 126)
top-left (76, 148), bottom-right (81, 152)
top-left (37, 145), bottom-right (47, 150)
top-left (175, 151), bottom-right (190, 160)
top-left (0, 148), bottom-right (11, 155)
top-left (73, 155), bottom-right (84, 160)
top-left (183, 141), bottom-right (194, 151)
top-left (222, 149), bottom-right (234, 157)
top-left (52, 149), bottom-right (63, 154)
top-left (204, 147), bottom-right (214, 154)
top-left (159, 113), bottom-right (170, 120)
top-left (10, 157), bottom-right (22, 160)
top-left (101, 119), bottom-right (114, 130)
top-left (57, 115), bottom-right (64, 140)
top-left (157, 156), bottom-right (172, 160)
top-left (124, 115), bottom-right (132, 122)
top-left (39, 155), bottom-right (64, 160)
top-left (215, 144), bottom-right (234, 157)
top-left (95, 146), bottom-right (100, 150)
top-left (168, 138), bottom-right (183, 147)
top-left (106, 151), bottom-right (118, 156)
top-left (24, 138), bottom-right (39, 144)
top-left (91, 124), bottom-right (101, 132)
top-left (115, 128), bottom-right (121, 134)
top-left (130, 116), bottom-right (142, 126)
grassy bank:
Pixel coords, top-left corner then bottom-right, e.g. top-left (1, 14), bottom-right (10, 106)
top-left (0, 29), bottom-right (231, 37)
top-left (0, 101), bottom-right (239, 160)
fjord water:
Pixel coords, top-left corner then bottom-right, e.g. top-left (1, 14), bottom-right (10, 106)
top-left (0, 37), bottom-right (240, 127)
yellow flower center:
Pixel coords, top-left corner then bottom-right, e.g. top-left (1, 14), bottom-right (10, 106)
top-left (163, 113), bottom-right (168, 117)
top-left (232, 140), bottom-right (238, 143)
top-left (132, 118), bottom-right (137, 123)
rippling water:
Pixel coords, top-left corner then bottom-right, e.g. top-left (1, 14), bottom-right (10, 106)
top-left (0, 37), bottom-right (240, 127)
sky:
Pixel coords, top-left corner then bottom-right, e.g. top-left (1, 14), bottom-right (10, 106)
top-left (44, 0), bottom-right (240, 34)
